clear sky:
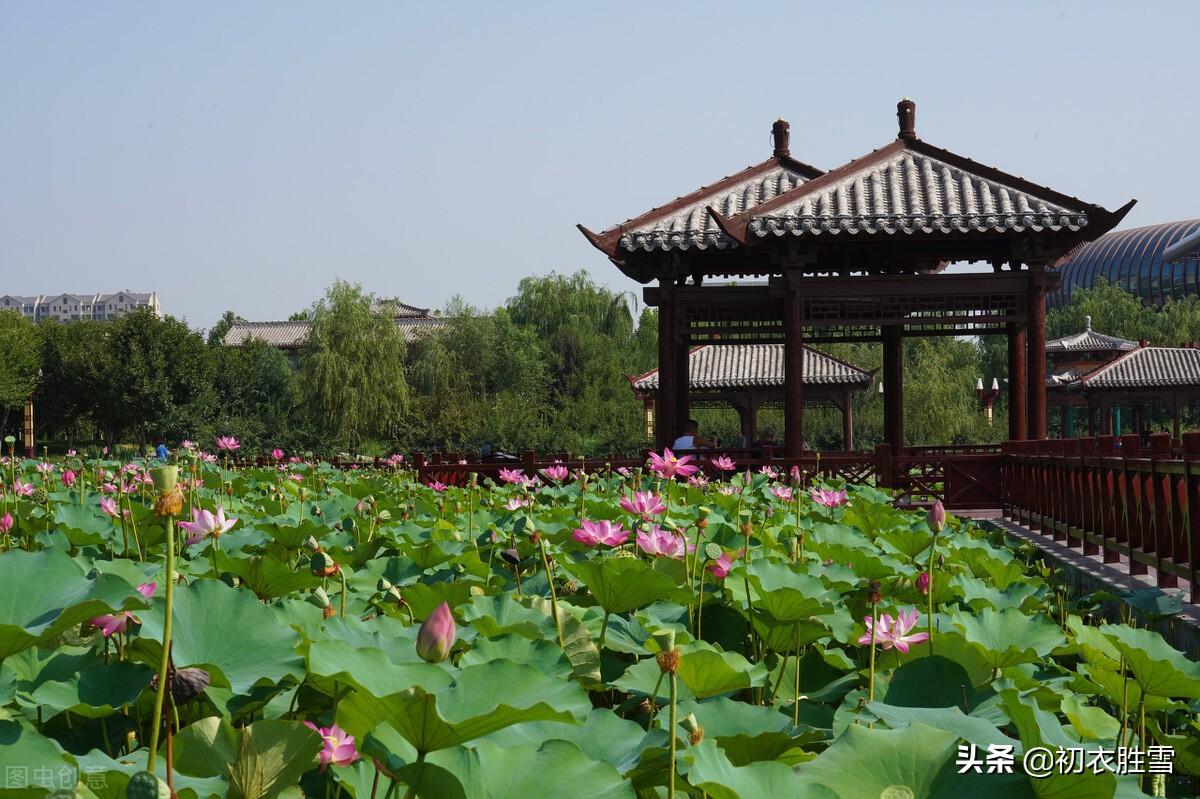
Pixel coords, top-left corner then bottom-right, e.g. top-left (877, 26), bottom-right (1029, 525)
top-left (2, 1), bottom-right (1197, 330)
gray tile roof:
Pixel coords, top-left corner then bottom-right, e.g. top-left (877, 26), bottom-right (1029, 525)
top-left (619, 161), bottom-right (815, 253)
top-left (748, 148), bottom-right (1088, 240)
top-left (631, 344), bottom-right (872, 392)
top-left (1081, 346), bottom-right (1200, 389)
top-left (224, 317), bottom-right (445, 349)
top-left (1046, 316), bottom-right (1137, 353)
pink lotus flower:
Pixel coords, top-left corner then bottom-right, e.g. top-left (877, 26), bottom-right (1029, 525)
top-left (759, 466), bottom-right (779, 479)
top-left (810, 487), bottom-right (848, 508)
top-left (416, 602), bottom-right (456, 663)
top-left (66, 449), bottom-right (77, 457)
top-left (200, 452), bottom-right (218, 464)
top-left (303, 722), bottom-right (359, 769)
top-left (647, 449), bottom-right (700, 480)
top-left (215, 436), bottom-right (240, 452)
top-left (0, 513), bottom-right (11, 534)
top-left (572, 519), bottom-right (631, 547)
top-left (288, 473), bottom-right (303, 483)
top-left (619, 491), bottom-right (666, 518)
top-left (61, 470), bottom-right (77, 488)
top-left (636, 526), bottom-right (692, 559)
top-left (505, 497), bottom-right (529, 511)
top-left (916, 572), bottom-right (931, 596)
top-left (928, 500), bottom-right (946, 533)
top-left (90, 582), bottom-right (156, 637)
top-left (36, 462), bottom-right (54, 476)
top-left (180, 440), bottom-right (196, 451)
top-left (790, 465), bottom-right (803, 483)
top-left (771, 485), bottom-right (794, 502)
top-left (99, 497), bottom-right (119, 517)
top-left (427, 481), bottom-right (448, 492)
top-left (687, 473), bottom-right (709, 487)
top-left (706, 549), bottom-right (744, 579)
top-left (541, 463), bottom-right (570, 482)
top-left (497, 468), bottom-right (526, 485)
top-left (857, 609), bottom-right (929, 654)
top-left (178, 506), bottom-right (238, 546)
top-left (717, 485), bottom-right (739, 496)
top-left (12, 481), bottom-right (33, 497)
top-left (616, 467), bottom-right (632, 478)
top-left (271, 448), bottom-right (285, 460)
top-left (711, 455), bottom-right (735, 471)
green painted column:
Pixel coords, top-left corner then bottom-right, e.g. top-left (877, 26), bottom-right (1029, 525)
top-left (1065, 406), bottom-right (1075, 438)
top-left (1114, 407), bottom-right (1122, 436)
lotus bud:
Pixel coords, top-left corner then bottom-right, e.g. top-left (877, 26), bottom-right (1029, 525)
top-left (916, 571), bottom-right (931, 596)
top-left (416, 602), bottom-right (456, 663)
top-left (928, 500), bottom-right (946, 534)
top-left (0, 513), bottom-right (11, 534)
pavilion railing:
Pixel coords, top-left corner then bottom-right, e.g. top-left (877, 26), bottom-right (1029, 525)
top-left (406, 445), bottom-right (1005, 512)
top-left (1001, 432), bottom-right (1199, 600)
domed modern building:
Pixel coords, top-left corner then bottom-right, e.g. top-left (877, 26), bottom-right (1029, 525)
top-left (1052, 219), bottom-right (1200, 307)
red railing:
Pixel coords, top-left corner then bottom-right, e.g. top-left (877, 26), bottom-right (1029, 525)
top-left (408, 445), bottom-right (1005, 512)
top-left (1001, 433), bottom-right (1199, 600)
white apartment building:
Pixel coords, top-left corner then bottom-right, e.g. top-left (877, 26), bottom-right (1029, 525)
top-left (0, 291), bottom-right (160, 322)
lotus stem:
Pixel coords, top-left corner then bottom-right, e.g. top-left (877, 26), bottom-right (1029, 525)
top-left (867, 603), bottom-right (878, 704)
top-left (147, 516), bottom-right (175, 771)
top-left (599, 611), bottom-right (610, 648)
top-left (536, 536), bottom-right (564, 650)
top-left (926, 529), bottom-right (939, 656)
top-left (667, 672), bottom-right (678, 799)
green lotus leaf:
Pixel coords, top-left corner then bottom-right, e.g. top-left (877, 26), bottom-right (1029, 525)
top-left (72, 746), bottom-right (230, 799)
top-left (172, 716), bottom-right (322, 799)
top-left (461, 593), bottom-right (554, 638)
top-left (671, 697), bottom-right (822, 766)
top-left (999, 690), bottom-right (1117, 799)
top-left (950, 607), bottom-right (1067, 669)
top-left (306, 638), bottom-right (451, 699)
top-left (1146, 717), bottom-right (1200, 776)
top-left (1066, 616), bottom-right (1121, 670)
top-left (796, 722), bottom-right (1033, 798)
top-left (676, 642), bottom-right (768, 699)
top-left (612, 657), bottom-right (696, 702)
top-left (138, 578), bottom-right (304, 697)
top-left (465, 738), bottom-right (636, 799)
top-left (878, 527), bottom-right (934, 560)
top-left (951, 573), bottom-right (1040, 612)
top-left (0, 719), bottom-right (74, 794)
top-left (215, 551), bottom-right (321, 600)
top-left (522, 595), bottom-right (602, 687)
top-left (338, 659), bottom-right (589, 754)
top-left (865, 702), bottom-right (1019, 752)
top-left (680, 739), bottom-right (834, 799)
top-left (1060, 695), bottom-right (1119, 742)
top-left (459, 634), bottom-right (572, 676)
top-left (479, 708), bottom-right (662, 775)
top-left (0, 548), bottom-right (147, 659)
top-left (26, 656), bottom-right (152, 719)
top-left (563, 557), bottom-right (690, 615)
top-left (883, 655), bottom-right (974, 709)
top-left (52, 503), bottom-right (112, 546)
top-left (1099, 623), bottom-right (1200, 698)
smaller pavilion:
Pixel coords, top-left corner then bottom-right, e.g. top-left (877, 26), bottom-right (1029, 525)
top-left (629, 344), bottom-right (873, 449)
top-left (1044, 317), bottom-right (1200, 437)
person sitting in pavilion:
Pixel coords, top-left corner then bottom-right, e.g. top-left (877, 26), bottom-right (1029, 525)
top-left (752, 427), bottom-right (776, 451)
top-left (672, 419), bottom-right (715, 452)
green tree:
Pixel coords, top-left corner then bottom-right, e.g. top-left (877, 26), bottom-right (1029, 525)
top-left (300, 281), bottom-right (408, 452)
top-left (0, 311), bottom-right (41, 436)
top-left (207, 310), bottom-right (245, 347)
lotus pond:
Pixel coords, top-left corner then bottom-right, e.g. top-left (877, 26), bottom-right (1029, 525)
top-left (1, 451), bottom-right (1198, 799)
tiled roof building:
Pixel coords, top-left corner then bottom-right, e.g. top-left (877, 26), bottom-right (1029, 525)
top-left (223, 303), bottom-right (445, 350)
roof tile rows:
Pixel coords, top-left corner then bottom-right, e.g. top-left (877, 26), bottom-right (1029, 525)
top-left (1045, 316), bottom-right (1137, 353)
top-left (1080, 346), bottom-right (1200, 389)
top-left (632, 343), bottom-right (872, 392)
top-left (224, 317), bottom-right (444, 349)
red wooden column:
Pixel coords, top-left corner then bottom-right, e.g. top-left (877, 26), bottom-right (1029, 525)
top-left (841, 390), bottom-right (854, 451)
top-left (783, 276), bottom-right (806, 456)
top-left (674, 330), bottom-right (690, 438)
top-left (1008, 322), bottom-right (1027, 441)
top-left (882, 324), bottom-right (903, 453)
top-left (655, 288), bottom-right (677, 451)
top-left (1027, 266), bottom-right (1048, 439)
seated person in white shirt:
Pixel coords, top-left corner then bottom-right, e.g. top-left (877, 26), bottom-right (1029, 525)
top-left (672, 419), bottom-right (715, 451)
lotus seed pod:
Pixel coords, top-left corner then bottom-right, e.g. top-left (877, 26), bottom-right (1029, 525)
top-left (376, 577), bottom-right (393, 592)
top-left (310, 587), bottom-right (331, 608)
top-left (652, 630), bottom-right (676, 653)
top-left (125, 771), bottom-right (170, 799)
top-left (469, 585), bottom-right (485, 596)
top-left (500, 548), bottom-right (521, 566)
top-left (32, 487), bottom-right (48, 505)
top-left (704, 542), bottom-right (723, 561)
top-left (149, 465), bottom-right (178, 493)
top-left (305, 535), bottom-right (320, 551)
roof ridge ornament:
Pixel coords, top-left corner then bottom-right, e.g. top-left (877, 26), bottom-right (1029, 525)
top-left (772, 119), bottom-right (790, 158)
top-left (1085, 314), bottom-right (1092, 331)
top-left (897, 98), bottom-right (916, 141)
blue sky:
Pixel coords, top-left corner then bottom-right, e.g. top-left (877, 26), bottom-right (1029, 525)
top-left (2, 1), bottom-right (1197, 329)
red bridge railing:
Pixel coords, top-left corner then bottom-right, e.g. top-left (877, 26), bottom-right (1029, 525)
top-left (1001, 433), bottom-right (1199, 600)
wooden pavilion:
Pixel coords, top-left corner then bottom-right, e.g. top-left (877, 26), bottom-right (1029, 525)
top-left (628, 343), bottom-right (873, 450)
top-left (581, 99), bottom-right (1134, 455)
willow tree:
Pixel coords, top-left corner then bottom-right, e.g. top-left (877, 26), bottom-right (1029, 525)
top-left (300, 281), bottom-right (408, 452)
